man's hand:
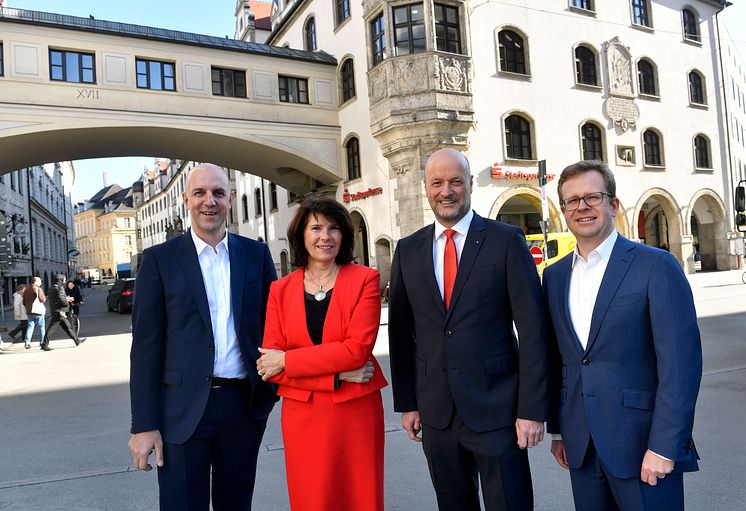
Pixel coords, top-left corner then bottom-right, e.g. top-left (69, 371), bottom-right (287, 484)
top-left (339, 360), bottom-right (374, 383)
top-left (640, 449), bottom-right (674, 486)
top-left (515, 418), bottom-right (544, 448)
top-left (402, 411), bottom-right (422, 443)
top-left (128, 430), bottom-right (163, 471)
top-left (257, 348), bottom-right (285, 380)
top-left (550, 439), bottom-right (569, 469)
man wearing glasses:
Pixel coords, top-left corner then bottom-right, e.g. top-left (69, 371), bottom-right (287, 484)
top-left (543, 160), bottom-right (702, 511)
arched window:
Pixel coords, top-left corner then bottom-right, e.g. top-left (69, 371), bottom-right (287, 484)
top-left (689, 70), bottom-right (706, 105)
top-left (498, 30), bottom-right (526, 75)
top-left (504, 114), bottom-right (533, 160)
top-left (269, 183), bottom-right (278, 211)
top-left (694, 135), bottom-right (710, 168)
top-left (346, 137), bottom-right (361, 180)
top-left (574, 45), bottom-right (597, 86)
top-left (340, 58), bottom-right (355, 103)
top-left (682, 9), bottom-right (700, 42)
top-left (637, 58), bottom-right (657, 96)
top-left (241, 194), bottom-right (249, 222)
top-left (304, 17), bottom-right (317, 51)
top-left (643, 129), bottom-right (663, 166)
top-left (254, 188), bottom-right (262, 217)
top-left (581, 123), bottom-right (603, 161)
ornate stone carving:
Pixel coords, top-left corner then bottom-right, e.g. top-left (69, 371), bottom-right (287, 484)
top-left (603, 37), bottom-right (639, 132)
top-left (615, 145), bottom-right (636, 166)
top-left (367, 65), bottom-right (388, 104)
top-left (436, 55), bottom-right (470, 93)
top-left (604, 97), bottom-right (640, 131)
top-left (604, 37), bottom-right (634, 98)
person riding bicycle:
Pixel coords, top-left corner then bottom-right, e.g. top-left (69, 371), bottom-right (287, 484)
top-left (66, 280), bottom-right (83, 315)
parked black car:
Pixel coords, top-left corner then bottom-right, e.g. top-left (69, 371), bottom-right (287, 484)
top-left (107, 278), bottom-right (135, 313)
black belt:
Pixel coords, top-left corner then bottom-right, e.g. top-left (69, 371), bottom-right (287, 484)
top-left (211, 377), bottom-right (249, 389)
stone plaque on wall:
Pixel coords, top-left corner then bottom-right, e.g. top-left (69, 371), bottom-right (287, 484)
top-left (603, 37), bottom-right (639, 132)
top-left (615, 145), bottom-right (636, 166)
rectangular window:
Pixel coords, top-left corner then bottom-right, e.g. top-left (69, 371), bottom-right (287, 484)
top-left (393, 3), bottom-right (426, 56)
top-left (371, 13), bottom-right (386, 66)
top-left (50, 49), bottom-right (96, 83)
top-left (278, 76), bottom-right (309, 104)
top-left (136, 58), bottom-right (176, 91)
top-left (572, 0), bottom-right (593, 10)
top-left (434, 4), bottom-right (462, 54)
top-left (0, 42), bottom-right (4, 76)
top-left (631, 0), bottom-right (651, 27)
top-left (212, 67), bottom-right (247, 98)
top-left (336, 0), bottom-right (350, 26)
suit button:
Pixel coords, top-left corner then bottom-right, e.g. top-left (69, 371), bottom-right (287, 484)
top-left (209, 344), bottom-right (215, 352)
top-left (205, 375), bottom-right (211, 382)
top-left (582, 358), bottom-right (590, 365)
top-left (445, 330), bottom-right (453, 337)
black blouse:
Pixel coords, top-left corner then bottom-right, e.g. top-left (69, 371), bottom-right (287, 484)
top-left (304, 289), bottom-right (332, 345)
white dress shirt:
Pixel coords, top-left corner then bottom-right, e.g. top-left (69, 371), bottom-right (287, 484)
top-left (568, 230), bottom-right (618, 350)
top-left (432, 210), bottom-right (474, 300)
top-left (190, 229), bottom-right (245, 378)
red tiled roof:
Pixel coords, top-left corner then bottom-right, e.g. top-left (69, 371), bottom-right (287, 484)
top-left (250, 0), bottom-right (272, 31)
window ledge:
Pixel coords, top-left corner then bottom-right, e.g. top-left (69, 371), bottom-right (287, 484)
top-left (504, 158), bottom-right (538, 167)
top-left (497, 70), bottom-right (532, 81)
top-left (642, 164), bottom-right (666, 171)
top-left (638, 93), bottom-right (660, 101)
top-left (694, 167), bottom-right (714, 173)
top-left (333, 16), bottom-right (352, 33)
top-left (574, 82), bottom-right (603, 92)
top-left (631, 23), bottom-right (654, 34)
top-left (568, 6), bottom-right (597, 17)
top-left (682, 37), bottom-right (702, 47)
top-left (339, 96), bottom-right (357, 109)
top-left (689, 102), bottom-right (708, 110)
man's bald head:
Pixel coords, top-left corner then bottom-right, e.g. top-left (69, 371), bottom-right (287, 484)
top-left (424, 149), bottom-right (473, 227)
top-left (185, 163), bottom-right (229, 195)
top-left (425, 149), bottom-right (471, 183)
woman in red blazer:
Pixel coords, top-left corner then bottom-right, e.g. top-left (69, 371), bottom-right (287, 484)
top-left (257, 197), bottom-right (388, 511)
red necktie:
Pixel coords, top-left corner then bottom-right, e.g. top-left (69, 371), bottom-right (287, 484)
top-left (443, 229), bottom-right (457, 310)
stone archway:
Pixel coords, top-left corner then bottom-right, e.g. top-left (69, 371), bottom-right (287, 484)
top-left (687, 189), bottom-right (728, 271)
top-left (633, 189), bottom-right (685, 268)
top-left (488, 185), bottom-right (563, 233)
top-left (350, 211), bottom-right (370, 267)
top-left (280, 250), bottom-right (290, 277)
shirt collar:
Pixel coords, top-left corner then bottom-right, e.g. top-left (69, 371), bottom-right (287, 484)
top-left (434, 209), bottom-right (474, 240)
top-left (190, 228), bottom-right (229, 255)
top-left (572, 230), bottom-right (618, 267)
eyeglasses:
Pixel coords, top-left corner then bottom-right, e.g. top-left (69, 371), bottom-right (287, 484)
top-left (560, 192), bottom-right (612, 211)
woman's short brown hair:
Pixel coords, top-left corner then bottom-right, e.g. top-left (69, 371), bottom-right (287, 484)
top-left (287, 197), bottom-right (355, 267)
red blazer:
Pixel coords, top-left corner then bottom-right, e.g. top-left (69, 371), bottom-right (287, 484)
top-left (263, 263), bottom-right (388, 403)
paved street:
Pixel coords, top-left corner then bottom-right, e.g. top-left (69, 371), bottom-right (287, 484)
top-left (0, 271), bottom-right (744, 510)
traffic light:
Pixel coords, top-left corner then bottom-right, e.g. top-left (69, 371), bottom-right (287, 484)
top-left (0, 216), bottom-right (11, 265)
top-left (736, 181), bottom-right (746, 233)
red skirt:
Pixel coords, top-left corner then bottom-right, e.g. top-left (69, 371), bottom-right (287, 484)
top-left (281, 390), bottom-right (384, 511)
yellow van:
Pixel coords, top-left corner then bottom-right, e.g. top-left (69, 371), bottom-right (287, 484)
top-left (525, 232), bottom-right (576, 277)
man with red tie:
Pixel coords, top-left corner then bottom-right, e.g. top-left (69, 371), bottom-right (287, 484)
top-left (388, 148), bottom-right (551, 510)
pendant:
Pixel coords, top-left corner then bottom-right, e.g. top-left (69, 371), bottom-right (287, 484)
top-left (314, 289), bottom-right (327, 301)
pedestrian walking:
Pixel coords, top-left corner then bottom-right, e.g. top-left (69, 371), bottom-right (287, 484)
top-left (1, 285), bottom-right (27, 351)
top-left (22, 277), bottom-right (47, 350)
top-left (42, 274), bottom-right (86, 350)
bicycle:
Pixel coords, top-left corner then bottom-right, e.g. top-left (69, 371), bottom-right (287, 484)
top-left (68, 302), bottom-right (82, 337)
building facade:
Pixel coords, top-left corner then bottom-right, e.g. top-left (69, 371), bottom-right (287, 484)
top-left (74, 184), bottom-right (136, 279)
top-left (245, 0), bottom-right (734, 278)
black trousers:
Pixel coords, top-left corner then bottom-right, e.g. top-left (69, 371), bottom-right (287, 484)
top-left (43, 312), bottom-right (78, 344)
top-left (8, 320), bottom-right (28, 340)
top-left (157, 383), bottom-right (267, 511)
top-left (422, 411), bottom-right (533, 511)
top-left (569, 439), bottom-right (684, 511)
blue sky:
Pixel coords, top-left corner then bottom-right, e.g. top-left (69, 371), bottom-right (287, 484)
top-left (7, 0), bottom-right (746, 201)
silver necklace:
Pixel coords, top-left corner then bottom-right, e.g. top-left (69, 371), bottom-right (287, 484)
top-left (306, 265), bottom-right (338, 301)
